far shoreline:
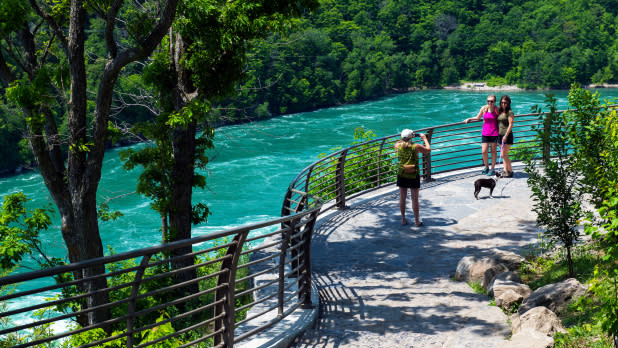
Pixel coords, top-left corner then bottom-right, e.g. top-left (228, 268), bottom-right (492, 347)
top-left (443, 82), bottom-right (523, 92)
top-left (442, 81), bottom-right (618, 92)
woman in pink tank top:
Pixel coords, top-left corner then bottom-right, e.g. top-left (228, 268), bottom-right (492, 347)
top-left (464, 94), bottom-right (499, 176)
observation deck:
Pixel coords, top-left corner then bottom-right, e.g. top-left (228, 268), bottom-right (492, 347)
top-left (250, 165), bottom-right (539, 347)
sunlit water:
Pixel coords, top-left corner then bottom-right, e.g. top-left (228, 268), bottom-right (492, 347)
top-left (2, 89), bottom-right (618, 316)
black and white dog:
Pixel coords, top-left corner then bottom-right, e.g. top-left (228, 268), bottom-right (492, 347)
top-left (474, 174), bottom-right (501, 200)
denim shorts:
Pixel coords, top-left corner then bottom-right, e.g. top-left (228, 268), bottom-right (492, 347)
top-left (481, 135), bottom-right (499, 143)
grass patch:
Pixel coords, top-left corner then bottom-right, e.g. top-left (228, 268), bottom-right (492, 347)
top-left (467, 281), bottom-right (485, 295)
top-left (485, 75), bottom-right (507, 87)
top-left (554, 322), bottom-right (613, 348)
top-left (519, 240), bottom-right (610, 346)
top-left (519, 242), bottom-right (600, 290)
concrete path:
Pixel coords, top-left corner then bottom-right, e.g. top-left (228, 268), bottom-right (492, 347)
top-left (290, 166), bottom-right (539, 348)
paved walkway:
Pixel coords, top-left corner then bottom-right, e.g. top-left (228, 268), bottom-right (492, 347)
top-left (290, 166), bottom-right (539, 348)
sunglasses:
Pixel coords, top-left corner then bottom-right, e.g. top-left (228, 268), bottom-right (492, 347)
top-left (487, 100), bottom-right (495, 103)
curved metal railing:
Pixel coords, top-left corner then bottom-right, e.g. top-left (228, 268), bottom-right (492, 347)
top-left (0, 195), bottom-right (320, 347)
top-left (0, 109), bottom-right (572, 347)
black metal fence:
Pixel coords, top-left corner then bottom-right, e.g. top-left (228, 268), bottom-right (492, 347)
top-left (0, 200), bottom-right (320, 348)
top-left (1, 112), bottom-right (552, 347)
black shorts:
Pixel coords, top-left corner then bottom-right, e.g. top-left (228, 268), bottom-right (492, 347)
top-left (481, 135), bottom-right (499, 143)
top-left (500, 132), bottom-right (514, 145)
top-left (397, 175), bottom-right (420, 189)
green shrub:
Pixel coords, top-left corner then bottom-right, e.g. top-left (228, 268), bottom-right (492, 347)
top-left (309, 127), bottom-right (397, 202)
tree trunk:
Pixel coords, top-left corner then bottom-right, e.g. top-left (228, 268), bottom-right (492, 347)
top-left (161, 214), bottom-right (169, 243)
top-left (65, 0), bottom-right (110, 326)
top-left (169, 123), bottom-right (199, 292)
top-left (566, 245), bottom-right (574, 278)
top-left (167, 30), bottom-right (199, 294)
top-left (67, 195), bottom-right (109, 326)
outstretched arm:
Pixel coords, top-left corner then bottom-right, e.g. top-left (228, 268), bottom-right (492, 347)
top-left (416, 134), bottom-right (431, 154)
top-left (464, 105), bottom-right (487, 123)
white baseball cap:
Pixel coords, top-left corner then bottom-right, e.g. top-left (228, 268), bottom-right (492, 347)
top-left (401, 129), bottom-right (414, 139)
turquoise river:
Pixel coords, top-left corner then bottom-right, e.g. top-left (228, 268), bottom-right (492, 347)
top-left (2, 89), bottom-right (618, 262)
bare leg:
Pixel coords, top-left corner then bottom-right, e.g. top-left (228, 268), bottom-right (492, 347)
top-left (399, 187), bottom-right (408, 225)
top-left (502, 144), bottom-right (512, 172)
top-left (481, 142), bottom-right (489, 168)
top-left (411, 188), bottom-right (420, 225)
top-left (490, 143), bottom-right (497, 170)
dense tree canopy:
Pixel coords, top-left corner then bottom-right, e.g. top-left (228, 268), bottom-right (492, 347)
top-left (219, 0), bottom-right (618, 119)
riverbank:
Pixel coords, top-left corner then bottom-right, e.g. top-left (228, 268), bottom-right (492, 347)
top-left (444, 81), bottom-right (618, 92)
top-left (443, 81), bottom-right (523, 91)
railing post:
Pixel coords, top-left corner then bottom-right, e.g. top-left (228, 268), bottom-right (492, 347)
top-left (335, 150), bottom-right (348, 209)
top-left (304, 165), bottom-right (314, 195)
top-left (214, 231), bottom-right (249, 347)
top-left (289, 194), bottom-right (307, 280)
top-left (542, 112), bottom-right (552, 162)
top-left (126, 254), bottom-right (153, 348)
top-left (282, 165), bottom-right (314, 219)
top-left (299, 209), bottom-right (319, 309)
top-left (377, 139), bottom-right (386, 187)
top-left (422, 129), bottom-right (434, 182)
top-left (279, 220), bottom-right (292, 316)
top-left (281, 188), bottom-right (293, 218)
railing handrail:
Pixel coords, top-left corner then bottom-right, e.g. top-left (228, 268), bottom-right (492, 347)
top-left (0, 205), bottom-right (320, 286)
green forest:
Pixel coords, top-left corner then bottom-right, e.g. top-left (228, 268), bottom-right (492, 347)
top-left (223, 0), bottom-right (618, 116)
top-left (2, 0), bottom-right (618, 173)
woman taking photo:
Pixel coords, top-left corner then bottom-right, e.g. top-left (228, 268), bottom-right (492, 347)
top-left (395, 129), bottom-right (431, 226)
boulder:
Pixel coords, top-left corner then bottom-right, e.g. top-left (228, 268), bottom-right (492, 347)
top-left (505, 329), bottom-right (554, 348)
top-left (488, 272), bottom-right (525, 297)
top-left (480, 263), bottom-right (509, 291)
top-left (487, 248), bottom-right (526, 271)
top-left (519, 278), bottom-right (587, 315)
top-left (455, 250), bottom-right (524, 290)
top-left (455, 256), bottom-right (508, 291)
top-left (454, 256), bottom-right (477, 282)
top-left (493, 278), bottom-right (531, 299)
top-left (495, 289), bottom-right (523, 312)
top-left (513, 306), bottom-right (566, 336)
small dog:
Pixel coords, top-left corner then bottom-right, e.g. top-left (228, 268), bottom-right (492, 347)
top-left (474, 176), bottom-right (500, 199)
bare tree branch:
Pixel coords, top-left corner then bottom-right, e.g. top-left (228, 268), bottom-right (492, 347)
top-left (39, 31), bottom-right (55, 69)
top-left (105, 0), bottom-right (124, 58)
top-left (0, 30), bottom-right (28, 74)
top-left (28, 0), bottom-right (68, 52)
top-left (111, 89), bottom-right (160, 116)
